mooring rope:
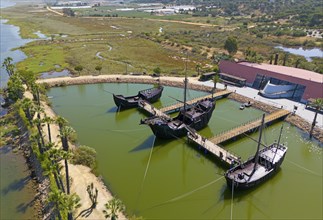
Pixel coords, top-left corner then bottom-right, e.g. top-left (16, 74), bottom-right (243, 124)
top-left (148, 176), bottom-right (225, 210)
top-left (230, 179), bottom-right (234, 220)
top-left (287, 159), bottom-right (322, 177)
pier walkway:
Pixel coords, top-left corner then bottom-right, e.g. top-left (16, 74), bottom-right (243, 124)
top-left (187, 127), bottom-right (241, 166)
top-left (209, 109), bottom-right (290, 144)
top-left (160, 90), bottom-right (231, 114)
top-left (138, 100), bottom-right (171, 120)
top-left (186, 109), bottom-right (290, 166)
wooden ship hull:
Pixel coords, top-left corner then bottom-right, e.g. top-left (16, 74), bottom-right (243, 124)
top-left (113, 86), bottom-right (163, 109)
top-left (225, 143), bottom-right (287, 190)
top-left (143, 98), bottom-right (215, 139)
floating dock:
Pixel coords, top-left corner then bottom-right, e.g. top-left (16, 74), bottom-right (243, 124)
top-left (187, 109), bottom-right (290, 166)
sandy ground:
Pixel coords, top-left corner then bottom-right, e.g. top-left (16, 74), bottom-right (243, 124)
top-left (25, 89), bottom-right (127, 219)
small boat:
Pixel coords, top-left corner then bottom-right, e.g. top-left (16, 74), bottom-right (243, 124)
top-left (141, 63), bottom-right (216, 139)
top-left (244, 101), bottom-right (252, 107)
top-left (113, 86), bottom-right (163, 109)
top-left (225, 114), bottom-right (288, 190)
top-left (239, 104), bottom-right (245, 110)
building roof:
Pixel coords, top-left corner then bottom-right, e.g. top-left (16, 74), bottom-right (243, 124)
top-left (238, 62), bottom-right (322, 83)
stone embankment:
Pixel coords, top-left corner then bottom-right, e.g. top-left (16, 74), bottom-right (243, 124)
top-left (228, 92), bottom-right (323, 142)
top-left (15, 111), bottom-right (53, 220)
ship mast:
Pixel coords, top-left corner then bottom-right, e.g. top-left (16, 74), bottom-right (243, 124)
top-left (272, 125), bottom-right (284, 163)
top-left (183, 55), bottom-right (188, 112)
top-left (249, 114), bottom-right (265, 179)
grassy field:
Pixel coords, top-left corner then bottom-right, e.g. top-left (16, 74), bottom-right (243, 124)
top-left (2, 4), bottom-right (322, 75)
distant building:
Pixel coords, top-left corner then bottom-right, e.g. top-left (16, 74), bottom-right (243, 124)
top-left (219, 60), bottom-right (323, 103)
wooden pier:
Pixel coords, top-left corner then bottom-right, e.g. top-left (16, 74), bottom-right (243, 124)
top-left (187, 127), bottom-right (241, 166)
top-left (209, 109), bottom-right (290, 144)
top-left (186, 109), bottom-right (289, 166)
top-left (160, 90), bottom-right (232, 114)
top-left (138, 100), bottom-right (171, 120)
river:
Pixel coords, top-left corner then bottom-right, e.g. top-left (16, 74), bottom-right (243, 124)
top-left (0, 1), bottom-right (37, 219)
top-left (48, 83), bottom-right (322, 219)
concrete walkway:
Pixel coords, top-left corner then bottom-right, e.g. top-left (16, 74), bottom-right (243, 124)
top-left (194, 80), bottom-right (323, 129)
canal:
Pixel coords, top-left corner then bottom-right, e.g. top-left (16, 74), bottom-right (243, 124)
top-left (48, 83), bottom-right (322, 219)
top-left (0, 1), bottom-right (38, 219)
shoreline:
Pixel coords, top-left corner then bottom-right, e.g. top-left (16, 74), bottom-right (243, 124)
top-left (39, 74), bottom-right (323, 142)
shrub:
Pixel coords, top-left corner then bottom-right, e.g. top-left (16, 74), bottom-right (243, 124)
top-left (72, 145), bottom-right (97, 171)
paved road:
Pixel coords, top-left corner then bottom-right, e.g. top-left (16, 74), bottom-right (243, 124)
top-left (195, 80), bottom-right (323, 129)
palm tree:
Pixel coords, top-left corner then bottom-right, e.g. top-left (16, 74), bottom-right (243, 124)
top-left (21, 98), bottom-right (34, 124)
top-left (33, 105), bottom-right (46, 149)
top-left (2, 57), bottom-right (14, 77)
top-left (65, 193), bottom-right (81, 220)
top-left (45, 146), bottom-right (66, 192)
top-left (43, 157), bottom-right (64, 191)
top-left (48, 189), bottom-right (81, 220)
top-left (42, 115), bottom-right (55, 143)
top-left (59, 125), bottom-right (75, 195)
top-left (309, 98), bottom-right (323, 138)
top-left (48, 189), bottom-right (65, 220)
top-left (103, 198), bottom-right (125, 220)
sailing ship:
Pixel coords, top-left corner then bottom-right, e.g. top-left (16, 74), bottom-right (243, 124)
top-left (225, 114), bottom-right (288, 190)
top-left (140, 68), bottom-right (216, 139)
top-left (113, 86), bottom-right (163, 109)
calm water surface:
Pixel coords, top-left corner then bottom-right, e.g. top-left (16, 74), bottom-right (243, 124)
top-left (48, 83), bottom-right (322, 219)
top-left (0, 1), bottom-right (37, 219)
top-left (276, 46), bottom-right (323, 62)
top-left (0, 146), bottom-right (36, 219)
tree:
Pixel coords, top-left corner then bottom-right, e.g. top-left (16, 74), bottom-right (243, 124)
top-left (63, 8), bottom-right (75, 17)
top-left (103, 198), bottom-right (125, 220)
top-left (74, 65), bottom-right (83, 76)
top-left (42, 115), bottom-right (55, 143)
top-left (7, 73), bottom-right (25, 101)
top-left (2, 57), bottom-right (14, 77)
top-left (46, 147), bottom-right (66, 193)
top-left (48, 189), bottom-right (81, 220)
top-left (58, 124), bottom-right (75, 195)
top-left (65, 193), bottom-right (81, 220)
top-left (21, 98), bottom-right (34, 124)
top-left (195, 63), bottom-right (201, 76)
top-left (48, 189), bottom-right (65, 220)
top-left (224, 36), bottom-right (238, 55)
top-left (153, 67), bottom-right (161, 76)
top-left (95, 65), bottom-right (102, 75)
top-left (309, 98), bottom-right (323, 138)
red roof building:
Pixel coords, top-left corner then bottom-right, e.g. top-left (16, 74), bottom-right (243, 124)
top-left (219, 60), bottom-right (323, 102)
